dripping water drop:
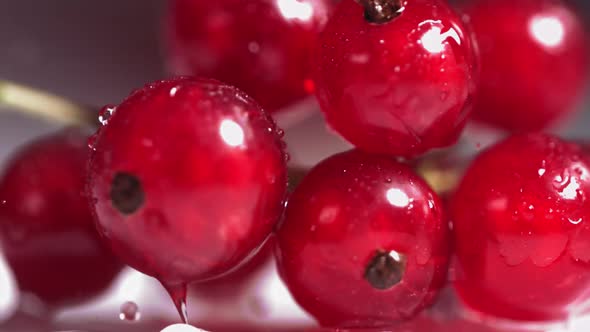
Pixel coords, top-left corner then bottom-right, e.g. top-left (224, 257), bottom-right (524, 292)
top-left (163, 283), bottom-right (189, 324)
top-left (119, 301), bottom-right (140, 321)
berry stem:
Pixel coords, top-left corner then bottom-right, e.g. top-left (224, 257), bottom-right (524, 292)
top-left (0, 80), bottom-right (97, 127)
top-left (416, 161), bottom-right (460, 196)
top-left (355, 0), bottom-right (404, 24)
top-left (364, 249), bottom-right (406, 290)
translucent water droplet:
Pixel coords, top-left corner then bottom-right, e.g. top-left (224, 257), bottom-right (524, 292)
top-left (284, 152), bottom-right (291, 162)
top-left (98, 105), bottom-right (117, 126)
top-left (87, 135), bottom-right (98, 151)
top-left (248, 41), bottom-right (260, 54)
top-left (170, 86), bottom-right (180, 97)
top-left (119, 301), bottom-right (140, 321)
top-left (276, 128), bottom-right (285, 138)
top-left (163, 283), bottom-right (188, 324)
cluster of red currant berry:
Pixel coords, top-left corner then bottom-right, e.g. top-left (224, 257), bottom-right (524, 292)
top-left (0, 0), bottom-right (589, 330)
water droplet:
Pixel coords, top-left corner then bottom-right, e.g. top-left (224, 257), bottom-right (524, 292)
top-left (119, 301), bottom-right (140, 321)
top-left (87, 135), bottom-right (98, 151)
top-left (98, 105), bottom-right (117, 126)
top-left (393, 66), bottom-right (401, 73)
top-left (276, 128), bottom-right (285, 138)
top-left (248, 41), bottom-right (260, 54)
top-left (170, 86), bottom-right (180, 97)
top-left (163, 283), bottom-right (189, 324)
top-left (538, 168), bottom-right (546, 176)
top-left (284, 152), bottom-right (291, 162)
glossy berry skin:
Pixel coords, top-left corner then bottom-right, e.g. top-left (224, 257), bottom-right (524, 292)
top-left (452, 133), bottom-right (590, 321)
top-left (276, 150), bottom-right (449, 327)
top-left (314, 0), bottom-right (477, 157)
top-left (465, 0), bottom-right (589, 131)
top-left (0, 129), bottom-right (121, 306)
top-left (87, 78), bottom-right (287, 286)
top-left (189, 237), bottom-right (274, 299)
top-left (166, 0), bottom-right (333, 112)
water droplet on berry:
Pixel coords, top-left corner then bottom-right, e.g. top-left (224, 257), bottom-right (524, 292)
top-left (163, 283), bottom-right (189, 324)
top-left (119, 301), bottom-right (140, 321)
top-left (276, 128), bottom-right (285, 138)
top-left (248, 41), bottom-right (260, 54)
top-left (170, 86), bottom-right (180, 97)
top-left (87, 134), bottom-right (98, 151)
top-left (98, 105), bottom-right (117, 126)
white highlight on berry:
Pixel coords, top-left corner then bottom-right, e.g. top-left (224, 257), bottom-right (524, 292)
top-left (418, 21), bottom-right (461, 54)
top-left (219, 119), bottom-right (245, 147)
top-left (386, 188), bottom-right (410, 208)
top-left (276, 0), bottom-right (313, 21)
top-left (529, 15), bottom-right (565, 48)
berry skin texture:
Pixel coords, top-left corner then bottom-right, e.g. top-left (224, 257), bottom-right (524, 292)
top-left (276, 150), bottom-right (449, 328)
top-left (166, 0), bottom-right (334, 112)
top-left (0, 129), bottom-right (121, 306)
top-left (87, 78), bottom-right (288, 286)
top-left (452, 133), bottom-right (590, 322)
top-left (189, 237), bottom-right (274, 299)
top-left (314, 0), bottom-right (477, 157)
top-left (465, 0), bottom-right (589, 131)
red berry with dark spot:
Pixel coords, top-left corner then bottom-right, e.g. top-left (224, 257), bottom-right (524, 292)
top-left (464, 0), bottom-right (589, 131)
top-left (87, 78), bottom-right (288, 288)
top-left (0, 129), bottom-right (121, 306)
top-left (276, 150), bottom-right (449, 327)
top-left (452, 133), bottom-right (590, 321)
top-left (166, 0), bottom-right (334, 112)
top-left (313, 0), bottom-right (477, 157)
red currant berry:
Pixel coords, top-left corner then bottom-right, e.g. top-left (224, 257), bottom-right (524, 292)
top-left (313, 0), bottom-right (477, 157)
top-left (276, 150), bottom-right (449, 327)
top-left (189, 237), bottom-right (274, 299)
top-left (87, 78), bottom-right (287, 296)
top-left (464, 0), bottom-right (589, 131)
top-left (452, 133), bottom-right (590, 321)
top-left (166, 0), bottom-right (334, 112)
top-left (0, 129), bottom-right (121, 306)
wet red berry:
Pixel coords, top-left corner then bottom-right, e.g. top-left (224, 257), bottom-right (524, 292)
top-left (313, 0), bottom-right (477, 157)
top-left (87, 78), bottom-right (288, 290)
top-left (189, 237), bottom-right (274, 299)
top-left (276, 150), bottom-right (449, 327)
top-left (166, 0), bottom-right (334, 112)
top-left (452, 133), bottom-right (590, 321)
top-left (464, 0), bottom-right (589, 131)
top-left (0, 129), bottom-right (121, 306)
